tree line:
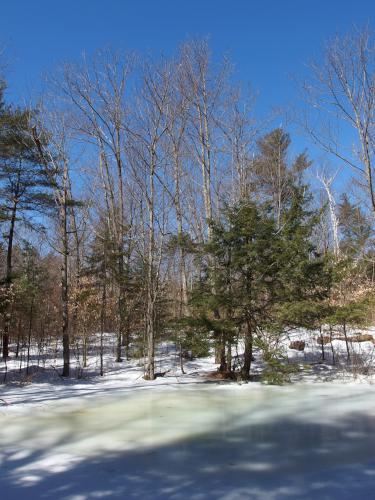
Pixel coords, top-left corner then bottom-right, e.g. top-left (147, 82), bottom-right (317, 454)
top-left (1, 30), bottom-right (375, 382)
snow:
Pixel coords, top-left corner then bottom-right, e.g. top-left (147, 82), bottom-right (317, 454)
top-left (1, 332), bottom-right (375, 499)
top-left (1, 382), bottom-right (375, 499)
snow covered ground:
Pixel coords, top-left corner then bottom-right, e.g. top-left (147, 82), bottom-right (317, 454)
top-left (1, 331), bottom-right (375, 499)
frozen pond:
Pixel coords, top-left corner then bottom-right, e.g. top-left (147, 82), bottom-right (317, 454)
top-left (1, 382), bottom-right (375, 499)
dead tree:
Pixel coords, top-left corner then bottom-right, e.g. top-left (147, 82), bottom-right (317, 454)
top-left (317, 170), bottom-right (341, 259)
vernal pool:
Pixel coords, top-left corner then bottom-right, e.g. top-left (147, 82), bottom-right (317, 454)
top-left (1, 382), bottom-right (375, 499)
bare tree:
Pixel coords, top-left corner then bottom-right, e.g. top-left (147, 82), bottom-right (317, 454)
top-left (32, 111), bottom-right (75, 377)
top-left (317, 169), bottom-right (341, 259)
top-left (58, 50), bottom-right (133, 362)
top-left (129, 58), bottom-right (171, 380)
top-left (303, 28), bottom-right (375, 216)
top-left (222, 88), bottom-right (258, 202)
top-left (165, 61), bottom-right (191, 317)
top-left (179, 40), bottom-right (230, 241)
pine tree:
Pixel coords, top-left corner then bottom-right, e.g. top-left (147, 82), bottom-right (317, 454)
top-left (0, 89), bottom-right (54, 358)
top-left (253, 128), bottom-right (311, 228)
top-left (191, 186), bottom-right (332, 380)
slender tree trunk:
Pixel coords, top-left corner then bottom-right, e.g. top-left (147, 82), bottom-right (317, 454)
top-left (116, 132), bottom-right (127, 363)
top-left (175, 186), bottom-right (188, 314)
top-left (31, 129), bottom-right (71, 378)
top-left (226, 340), bottom-right (232, 373)
top-left (68, 180), bottom-right (82, 346)
top-left (15, 319), bottom-right (21, 359)
top-left (342, 320), bottom-right (351, 362)
top-left (122, 317), bottom-right (131, 360)
top-left (218, 334), bottom-right (227, 372)
top-left (179, 341), bottom-right (186, 374)
top-left (2, 196), bottom-right (18, 359)
top-left (197, 107), bottom-right (225, 362)
top-left (241, 319), bottom-right (253, 379)
top-left (61, 165), bottom-right (70, 377)
top-left (26, 300), bottom-right (34, 376)
top-left (116, 249), bottom-right (125, 363)
top-left (318, 173), bottom-right (340, 259)
top-left (197, 104), bottom-right (213, 240)
top-left (145, 149), bottom-right (156, 381)
top-left (319, 325), bottom-right (325, 361)
top-left (173, 149), bottom-right (188, 373)
top-left (82, 333), bottom-right (88, 368)
top-left (100, 240), bottom-right (108, 377)
top-left (329, 325), bottom-right (335, 365)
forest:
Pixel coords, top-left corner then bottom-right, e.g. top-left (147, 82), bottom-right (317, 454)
top-left (1, 29), bottom-right (375, 385)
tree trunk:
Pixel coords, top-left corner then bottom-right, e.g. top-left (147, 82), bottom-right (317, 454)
top-left (83, 334), bottom-right (87, 368)
top-left (241, 320), bottom-right (253, 379)
top-left (99, 242), bottom-right (107, 377)
top-left (342, 320), bottom-right (351, 363)
top-left (115, 126), bottom-right (126, 363)
top-left (329, 325), bottom-right (335, 365)
top-left (68, 180), bottom-right (82, 348)
top-left (145, 149), bottom-right (156, 381)
top-left (2, 195), bottom-right (18, 359)
top-left (115, 249), bottom-right (124, 363)
top-left (15, 319), bottom-right (21, 359)
top-left (319, 325), bottom-right (325, 361)
top-left (218, 333), bottom-right (227, 372)
top-left (226, 341), bottom-right (232, 373)
top-left (26, 300), bottom-right (34, 376)
top-left (61, 166), bottom-right (70, 377)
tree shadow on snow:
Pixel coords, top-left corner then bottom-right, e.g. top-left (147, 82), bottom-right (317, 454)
top-left (1, 411), bottom-right (375, 499)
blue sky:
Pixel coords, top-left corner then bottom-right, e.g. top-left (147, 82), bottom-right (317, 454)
top-left (1, 0), bottom-right (374, 188)
top-left (1, 0), bottom-right (374, 107)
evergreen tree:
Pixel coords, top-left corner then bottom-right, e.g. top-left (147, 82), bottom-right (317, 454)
top-left (253, 128), bottom-right (311, 228)
top-left (191, 187), bottom-right (332, 380)
top-left (0, 86), bottom-right (54, 358)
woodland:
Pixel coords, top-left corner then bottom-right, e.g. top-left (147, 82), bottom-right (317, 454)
top-left (1, 29), bottom-right (375, 384)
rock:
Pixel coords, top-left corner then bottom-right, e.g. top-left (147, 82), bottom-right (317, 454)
top-left (289, 340), bottom-right (305, 351)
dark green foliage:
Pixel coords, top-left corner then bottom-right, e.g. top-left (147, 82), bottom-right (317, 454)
top-left (253, 128), bottom-right (312, 223)
top-left (327, 298), bottom-right (372, 329)
top-left (166, 232), bottom-right (197, 255)
top-left (15, 242), bottom-right (47, 313)
top-left (189, 185), bottom-right (332, 381)
top-left (0, 89), bottom-right (55, 236)
top-left (254, 337), bottom-right (298, 385)
top-left (0, 83), bottom-right (57, 358)
top-left (170, 317), bottom-right (212, 358)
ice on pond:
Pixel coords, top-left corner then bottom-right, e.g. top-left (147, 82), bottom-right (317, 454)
top-left (1, 382), bottom-right (375, 499)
